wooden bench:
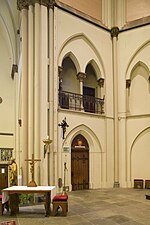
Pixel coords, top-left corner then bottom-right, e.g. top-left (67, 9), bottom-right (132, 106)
top-left (52, 194), bottom-right (68, 216)
top-left (145, 180), bottom-right (150, 189)
top-left (134, 179), bottom-right (144, 189)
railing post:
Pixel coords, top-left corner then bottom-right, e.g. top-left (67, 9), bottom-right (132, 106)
top-left (97, 78), bottom-right (104, 99)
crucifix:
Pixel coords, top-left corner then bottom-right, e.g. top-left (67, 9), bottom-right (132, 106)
top-left (25, 153), bottom-right (41, 187)
top-left (58, 117), bottom-right (69, 139)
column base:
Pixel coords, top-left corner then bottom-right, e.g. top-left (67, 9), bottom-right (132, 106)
top-left (113, 181), bottom-right (120, 188)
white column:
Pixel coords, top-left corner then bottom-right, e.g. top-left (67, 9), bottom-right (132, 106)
top-left (20, 8), bottom-right (28, 185)
top-left (102, 0), bottom-right (112, 28)
top-left (125, 80), bottom-right (131, 187)
top-left (77, 72), bottom-right (86, 109)
top-left (49, 5), bottom-right (55, 185)
top-left (40, 4), bottom-right (48, 185)
top-left (126, 79), bottom-right (131, 113)
top-left (28, 5), bottom-right (34, 181)
top-left (111, 27), bottom-right (120, 187)
top-left (34, 3), bottom-right (41, 185)
top-left (117, 0), bottom-right (126, 28)
top-left (77, 72), bottom-right (86, 95)
top-left (97, 78), bottom-right (104, 99)
top-left (111, 0), bottom-right (117, 27)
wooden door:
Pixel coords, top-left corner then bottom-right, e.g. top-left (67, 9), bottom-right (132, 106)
top-left (0, 164), bottom-right (8, 190)
top-left (71, 149), bottom-right (89, 191)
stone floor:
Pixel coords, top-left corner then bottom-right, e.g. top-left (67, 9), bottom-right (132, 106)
top-left (1, 188), bottom-right (150, 225)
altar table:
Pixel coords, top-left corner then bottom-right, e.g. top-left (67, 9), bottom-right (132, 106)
top-left (2, 186), bottom-right (56, 216)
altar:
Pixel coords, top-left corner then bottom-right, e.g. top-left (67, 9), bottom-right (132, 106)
top-left (2, 186), bottom-right (56, 216)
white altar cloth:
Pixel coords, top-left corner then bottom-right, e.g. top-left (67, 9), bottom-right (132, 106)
top-left (2, 192), bottom-right (9, 204)
top-left (2, 186), bottom-right (56, 203)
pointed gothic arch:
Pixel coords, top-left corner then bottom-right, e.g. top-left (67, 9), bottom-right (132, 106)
top-left (129, 127), bottom-right (150, 183)
top-left (86, 59), bottom-right (102, 80)
top-left (126, 40), bottom-right (150, 79)
top-left (130, 61), bottom-right (150, 81)
top-left (58, 33), bottom-right (105, 77)
top-left (65, 123), bottom-right (102, 153)
top-left (126, 60), bottom-right (150, 115)
top-left (62, 51), bottom-right (81, 74)
top-left (71, 134), bottom-right (89, 149)
top-left (61, 124), bottom-right (103, 190)
top-left (71, 134), bottom-right (89, 190)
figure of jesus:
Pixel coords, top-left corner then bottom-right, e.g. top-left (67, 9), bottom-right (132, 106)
top-left (25, 154), bottom-right (41, 187)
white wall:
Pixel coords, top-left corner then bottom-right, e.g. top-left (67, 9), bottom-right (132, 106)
top-left (53, 8), bottom-right (114, 189)
top-left (2, 1), bottom-right (150, 189)
top-left (0, 15), bottom-right (15, 149)
top-left (118, 26), bottom-right (150, 187)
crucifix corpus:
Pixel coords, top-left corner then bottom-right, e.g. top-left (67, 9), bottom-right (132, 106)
top-left (25, 153), bottom-right (41, 187)
top-left (58, 117), bottom-right (69, 139)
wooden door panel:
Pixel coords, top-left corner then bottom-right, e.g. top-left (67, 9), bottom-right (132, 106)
top-left (71, 150), bottom-right (89, 191)
top-left (0, 165), bottom-right (8, 190)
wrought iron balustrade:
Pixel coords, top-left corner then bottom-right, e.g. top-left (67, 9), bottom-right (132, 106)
top-left (59, 91), bottom-right (104, 114)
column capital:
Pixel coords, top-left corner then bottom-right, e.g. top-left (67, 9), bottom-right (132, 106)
top-left (17, 0), bottom-right (28, 10)
top-left (17, 0), bottom-right (55, 10)
top-left (58, 66), bottom-right (63, 79)
top-left (126, 79), bottom-right (131, 88)
top-left (77, 72), bottom-right (86, 82)
top-left (111, 27), bottom-right (119, 38)
top-left (11, 64), bottom-right (18, 80)
top-left (48, 0), bottom-right (55, 9)
top-left (97, 78), bottom-right (104, 88)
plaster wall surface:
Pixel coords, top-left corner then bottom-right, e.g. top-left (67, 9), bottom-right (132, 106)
top-left (0, 20), bottom-right (15, 148)
top-left (56, 8), bottom-right (113, 117)
top-left (117, 26), bottom-right (150, 186)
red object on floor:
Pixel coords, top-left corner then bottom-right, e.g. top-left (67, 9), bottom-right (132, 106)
top-left (0, 221), bottom-right (16, 225)
top-left (0, 195), bottom-right (2, 200)
top-left (52, 194), bottom-right (68, 216)
top-left (53, 194), bottom-right (68, 201)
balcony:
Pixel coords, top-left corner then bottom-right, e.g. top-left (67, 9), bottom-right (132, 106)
top-left (59, 91), bottom-right (104, 114)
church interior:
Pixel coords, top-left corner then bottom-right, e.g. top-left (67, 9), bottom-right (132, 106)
top-left (0, 0), bottom-right (150, 196)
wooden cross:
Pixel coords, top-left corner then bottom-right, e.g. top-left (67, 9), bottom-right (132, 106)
top-left (25, 153), bottom-right (41, 187)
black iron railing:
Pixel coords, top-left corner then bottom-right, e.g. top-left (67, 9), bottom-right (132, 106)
top-left (59, 91), bottom-right (104, 114)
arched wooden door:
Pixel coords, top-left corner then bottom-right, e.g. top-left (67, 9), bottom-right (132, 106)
top-left (71, 134), bottom-right (89, 191)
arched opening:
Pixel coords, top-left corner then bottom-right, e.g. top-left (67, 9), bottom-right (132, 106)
top-left (130, 127), bottom-right (150, 185)
top-left (129, 62), bottom-right (150, 114)
top-left (59, 56), bottom-right (79, 109)
top-left (71, 134), bottom-right (89, 191)
top-left (83, 63), bottom-right (98, 113)
top-left (62, 56), bottom-right (79, 93)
